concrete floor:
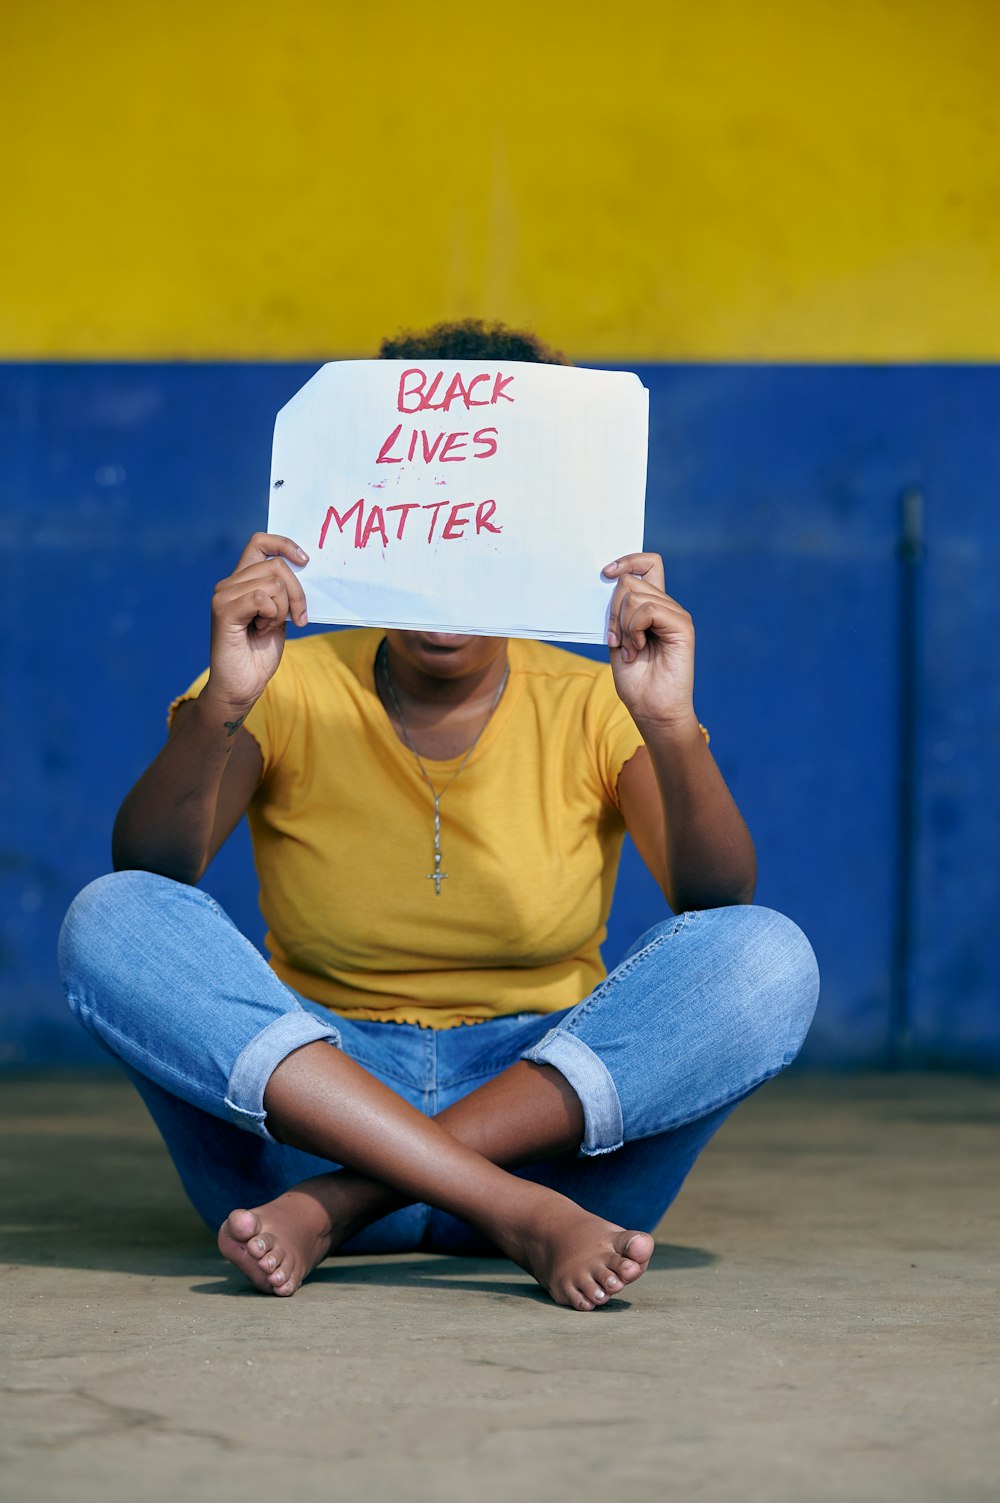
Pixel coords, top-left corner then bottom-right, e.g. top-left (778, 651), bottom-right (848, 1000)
top-left (1, 1072), bottom-right (998, 1503)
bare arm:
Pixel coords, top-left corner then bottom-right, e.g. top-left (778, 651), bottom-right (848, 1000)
top-left (112, 532), bottom-right (309, 882)
top-left (112, 702), bottom-right (265, 882)
top-left (604, 552), bottom-right (757, 912)
top-left (617, 738), bottom-right (756, 912)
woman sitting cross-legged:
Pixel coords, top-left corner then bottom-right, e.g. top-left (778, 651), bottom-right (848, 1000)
top-left (59, 320), bottom-right (818, 1311)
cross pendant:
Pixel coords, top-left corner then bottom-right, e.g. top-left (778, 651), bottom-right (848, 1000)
top-left (426, 798), bottom-right (449, 895)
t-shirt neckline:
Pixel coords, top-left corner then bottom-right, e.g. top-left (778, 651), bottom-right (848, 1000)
top-left (360, 632), bottom-right (522, 774)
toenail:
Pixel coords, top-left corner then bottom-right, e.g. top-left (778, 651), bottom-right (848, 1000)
top-left (253, 1239), bottom-right (265, 1253)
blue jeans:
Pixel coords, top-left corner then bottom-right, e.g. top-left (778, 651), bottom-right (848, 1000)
top-left (58, 872), bottom-right (819, 1253)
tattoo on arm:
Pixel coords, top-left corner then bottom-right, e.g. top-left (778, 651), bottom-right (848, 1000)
top-left (223, 713), bottom-right (247, 738)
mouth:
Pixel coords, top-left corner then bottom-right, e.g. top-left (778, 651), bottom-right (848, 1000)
top-left (415, 632), bottom-right (471, 651)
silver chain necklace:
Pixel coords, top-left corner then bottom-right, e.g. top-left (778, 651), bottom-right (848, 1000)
top-left (378, 640), bottom-right (509, 895)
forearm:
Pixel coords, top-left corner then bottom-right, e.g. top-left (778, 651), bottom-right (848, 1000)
top-left (112, 690), bottom-right (252, 882)
top-left (643, 712), bottom-right (757, 912)
top-left (111, 532), bottom-right (306, 879)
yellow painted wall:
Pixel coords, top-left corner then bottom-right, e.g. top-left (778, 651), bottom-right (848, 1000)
top-left (2, 0), bottom-right (997, 359)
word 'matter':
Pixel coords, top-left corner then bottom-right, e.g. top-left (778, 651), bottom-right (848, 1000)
top-left (319, 498), bottom-right (502, 551)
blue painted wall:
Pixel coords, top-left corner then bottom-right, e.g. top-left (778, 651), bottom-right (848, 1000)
top-left (2, 364), bottom-right (997, 1066)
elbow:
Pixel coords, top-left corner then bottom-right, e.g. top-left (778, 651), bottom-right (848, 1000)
top-left (722, 865), bottom-right (758, 908)
top-left (111, 848), bottom-right (204, 886)
top-left (667, 886), bottom-right (755, 914)
top-left (111, 820), bottom-right (205, 886)
top-left (666, 866), bottom-right (758, 914)
top-left (111, 854), bottom-right (203, 885)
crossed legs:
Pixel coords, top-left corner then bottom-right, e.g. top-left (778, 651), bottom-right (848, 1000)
top-left (60, 873), bottom-right (819, 1312)
top-left (221, 1046), bottom-right (653, 1310)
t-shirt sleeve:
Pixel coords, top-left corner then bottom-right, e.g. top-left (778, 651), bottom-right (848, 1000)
top-left (581, 665), bottom-right (712, 809)
top-left (583, 667), bottom-right (646, 809)
top-left (166, 668), bottom-right (210, 728)
top-left (166, 667), bottom-right (278, 769)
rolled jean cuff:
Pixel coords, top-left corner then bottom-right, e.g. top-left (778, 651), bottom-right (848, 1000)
top-left (225, 1010), bottom-right (343, 1141)
top-left (520, 1028), bottom-right (624, 1157)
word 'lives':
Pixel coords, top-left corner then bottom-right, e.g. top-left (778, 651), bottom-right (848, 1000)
top-left (376, 426), bottom-right (498, 464)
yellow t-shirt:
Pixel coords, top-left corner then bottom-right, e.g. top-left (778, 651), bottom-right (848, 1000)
top-left (174, 630), bottom-right (645, 1027)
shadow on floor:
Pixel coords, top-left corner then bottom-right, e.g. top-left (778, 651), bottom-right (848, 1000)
top-left (188, 1239), bottom-right (715, 1306)
top-left (0, 1080), bottom-right (716, 1284)
top-left (0, 1194), bottom-right (714, 1283)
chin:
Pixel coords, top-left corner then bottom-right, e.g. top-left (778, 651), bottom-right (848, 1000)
top-left (390, 629), bottom-right (507, 677)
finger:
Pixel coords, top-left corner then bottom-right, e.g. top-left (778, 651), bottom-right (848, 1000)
top-left (619, 596), bottom-right (692, 660)
top-left (607, 577), bottom-right (636, 649)
top-left (607, 593), bottom-right (621, 649)
top-left (264, 561), bottom-right (308, 629)
top-left (602, 552), bottom-right (666, 592)
top-left (216, 560), bottom-right (307, 629)
top-left (609, 580), bottom-right (690, 650)
top-left (620, 600), bottom-right (650, 658)
top-left (619, 592), bottom-right (691, 638)
top-left (607, 587), bottom-right (634, 649)
top-left (214, 580), bottom-right (288, 639)
top-left (609, 590), bottom-right (650, 656)
top-left (235, 531), bottom-right (309, 573)
top-left (261, 559), bottom-right (308, 627)
top-left (248, 589), bottom-right (285, 637)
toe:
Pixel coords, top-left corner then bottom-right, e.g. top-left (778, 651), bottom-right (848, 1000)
top-left (610, 1231), bottom-right (654, 1282)
top-left (588, 1268), bottom-right (613, 1300)
top-left (560, 1279), bottom-right (596, 1311)
top-left (248, 1231), bottom-right (275, 1260)
top-left (223, 1208), bottom-right (261, 1244)
top-left (622, 1231), bottom-right (654, 1266)
top-left (217, 1213), bottom-right (275, 1293)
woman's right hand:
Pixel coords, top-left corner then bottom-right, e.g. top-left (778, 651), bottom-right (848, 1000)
top-left (204, 533), bottom-right (309, 713)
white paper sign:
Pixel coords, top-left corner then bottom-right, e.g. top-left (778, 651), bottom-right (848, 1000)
top-left (267, 359), bottom-right (648, 643)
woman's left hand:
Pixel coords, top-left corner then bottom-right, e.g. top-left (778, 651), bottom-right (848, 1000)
top-left (603, 552), bottom-right (696, 731)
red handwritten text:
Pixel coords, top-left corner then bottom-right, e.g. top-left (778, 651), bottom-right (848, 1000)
top-left (397, 368), bottom-right (516, 414)
top-left (375, 425), bottom-right (498, 465)
top-left (318, 498), bottom-right (503, 550)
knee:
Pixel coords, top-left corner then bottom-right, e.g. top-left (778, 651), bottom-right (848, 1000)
top-left (58, 870), bottom-right (195, 1006)
top-left (709, 905), bottom-right (820, 1072)
top-left (634, 905), bottom-right (818, 1081)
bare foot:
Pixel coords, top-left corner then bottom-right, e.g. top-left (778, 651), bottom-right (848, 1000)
top-left (218, 1173), bottom-right (653, 1309)
top-left (490, 1187), bottom-right (655, 1311)
top-left (218, 1173), bottom-right (378, 1296)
